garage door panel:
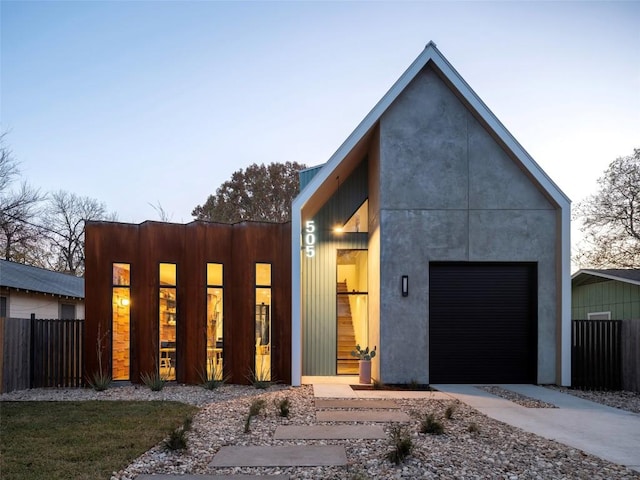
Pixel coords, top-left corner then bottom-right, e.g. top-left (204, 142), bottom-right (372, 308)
top-left (429, 263), bottom-right (537, 384)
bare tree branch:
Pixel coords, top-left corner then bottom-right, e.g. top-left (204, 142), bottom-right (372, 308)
top-left (574, 148), bottom-right (640, 268)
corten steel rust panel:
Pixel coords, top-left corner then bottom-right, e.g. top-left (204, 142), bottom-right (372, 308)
top-left (84, 222), bottom-right (138, 381)
top-left (229, 223), bottom-right (255, 384)
top-left (274, 223), bottom-right (292, 384)
top-left (227, 222), bottom-right (292, 384)
top-left (136, 222), bottom-right (186, 380)
top-left (182, 222), bottom-right (207, 384)
top-left (203, 223), bottom-right (233, 382)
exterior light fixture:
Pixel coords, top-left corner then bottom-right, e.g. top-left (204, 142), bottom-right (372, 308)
top-left (401, 275), bottom-right (409, 297)
top-left (333, 226), bottom-right (344, 234)
top-left (120, 298), bottom-right (130, 306)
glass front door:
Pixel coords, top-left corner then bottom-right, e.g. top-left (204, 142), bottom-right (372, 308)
top-left (336, 250), bottom-right (368, 374)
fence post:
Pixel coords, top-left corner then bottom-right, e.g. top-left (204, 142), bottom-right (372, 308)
top-left (30, 314), bottom-right (35, 389)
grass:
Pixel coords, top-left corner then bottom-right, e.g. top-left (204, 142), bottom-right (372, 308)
top-left (0, 401), bottom-right (198, 480)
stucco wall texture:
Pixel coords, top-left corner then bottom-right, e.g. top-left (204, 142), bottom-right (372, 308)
top-left (377, 66), bottom-right (559, 384)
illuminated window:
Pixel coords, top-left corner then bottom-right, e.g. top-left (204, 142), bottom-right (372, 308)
top-left (255, 263), bottom-right (272, 381)
top-left (206, 263), bottom-right (223, 380)
top-left (342, 199), bottom-right (369, 233)
top-left (159, 263), bottom-right (176, 380)
top-left (112, 263), bottom-right (131, 381)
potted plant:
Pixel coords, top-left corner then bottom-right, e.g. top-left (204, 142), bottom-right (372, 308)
top-left (351, 344), bottom-right (377, 384)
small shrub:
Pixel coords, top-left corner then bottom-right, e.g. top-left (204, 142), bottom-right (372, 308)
top-left (419, 413), bottom-right (444, 435)
top-left (88, 324), bottom-right (111, 391)
top-left (468, 422), bottom-right (480, 433)
top-left (247, 357), bottom-right (273, 389)
top-left (386, 425), bottom-right (413, 465)
top-left (87, 370), bottom-right (112, 392)
top-left (140, 371), bottom-right (166, 391)
top-left (275, 397), bottom-right (291, 417)
top-left (244, 398), bottom-right (266, 433)
top-left (165, 416), bottom-right (193, 451)
top-left (444, 404), bottom-right (456, 420)
top-left (200, 361), bottom-right (228, 390)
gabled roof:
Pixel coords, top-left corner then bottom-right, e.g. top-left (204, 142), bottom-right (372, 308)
top-left (0, 260), bottom-right (84, 299)
top-left (293, 41), bottom-right (571, 214)
top-left (572, 269), bottom-right (640, 287)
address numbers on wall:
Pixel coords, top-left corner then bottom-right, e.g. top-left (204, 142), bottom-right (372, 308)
top-left (304, 220), bottom-right (316, 257)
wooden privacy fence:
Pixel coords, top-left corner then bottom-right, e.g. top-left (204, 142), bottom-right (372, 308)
top-left (0, 317), bottom-right (84, 393)
top-left (572, 319), bottom-right (621, 391)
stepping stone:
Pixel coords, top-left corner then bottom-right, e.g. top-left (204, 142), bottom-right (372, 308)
top-left (210, 445), bottom-right (347, 467)
top-left (136, 476), bottom-right (290, 479)
top-left (274, 424), bottom-right (386, 439)
top-left (317, 410), bottom-right (410, 422)
top-left (313, 384), bottom-right (355, 398)
top-left (315, 398), bottom-right (399, 409)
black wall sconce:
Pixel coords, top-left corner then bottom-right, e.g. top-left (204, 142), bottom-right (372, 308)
top-left (401, 275), bottom-right (409, 297)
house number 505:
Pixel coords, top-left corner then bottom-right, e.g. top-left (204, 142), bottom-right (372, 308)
top-left (304, 220), bottom-right (316, 257)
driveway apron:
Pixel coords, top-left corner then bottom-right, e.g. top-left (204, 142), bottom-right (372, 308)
top-left (432, 384), bottom-right (640, 473)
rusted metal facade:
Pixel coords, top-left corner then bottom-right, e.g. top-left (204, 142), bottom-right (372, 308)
top-left (84, 220), bottom-right (291, 385)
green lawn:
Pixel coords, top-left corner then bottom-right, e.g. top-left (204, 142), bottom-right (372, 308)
top-left (0, 400), bottom-right (199, 480)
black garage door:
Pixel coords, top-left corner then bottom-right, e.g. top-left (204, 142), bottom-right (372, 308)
top-left (429, 263), bottom-right (537, 384)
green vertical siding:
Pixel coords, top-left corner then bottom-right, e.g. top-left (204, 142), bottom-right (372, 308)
top-left (302, 160), bottom-right (369, 375)
top-left (572, 280), bottom-right (640, 320)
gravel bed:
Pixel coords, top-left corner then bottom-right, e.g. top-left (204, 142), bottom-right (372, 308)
top-left (478, 386), bottom-right (557, 408)
top-left (547, 386), bottom-right (640, 414)
top-left (2, 384), bottom-right (639, 479)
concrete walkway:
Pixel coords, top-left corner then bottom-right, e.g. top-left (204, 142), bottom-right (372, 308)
top-left (432, 384), bottom-right (640, 473)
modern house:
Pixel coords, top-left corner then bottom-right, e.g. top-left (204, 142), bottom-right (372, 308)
top-left (0, 259), bottom-right (84, 320)
top-left (84, 42), bottom-right (571, 387)
top-left (572, 269), bottom-right (640, 320)
top-left (292, 41), bottom-right (570, 386)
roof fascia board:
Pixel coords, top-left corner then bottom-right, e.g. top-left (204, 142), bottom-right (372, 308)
top-left (571, 269), bottom-right (640, 286)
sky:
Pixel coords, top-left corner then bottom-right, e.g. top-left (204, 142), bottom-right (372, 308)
top-left (1, 1), bottom-right (639, 245)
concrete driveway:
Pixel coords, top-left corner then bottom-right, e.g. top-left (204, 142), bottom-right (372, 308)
top-left (432, 384), bottom-right (640, 473)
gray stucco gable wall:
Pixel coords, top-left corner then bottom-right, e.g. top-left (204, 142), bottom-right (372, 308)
top-left (377, 65), bottom-right (560, 384)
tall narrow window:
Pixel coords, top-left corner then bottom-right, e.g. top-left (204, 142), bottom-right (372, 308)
top-left (336, 250), bottom-right (368, 375)
top-left (112, 263), bottom-right (131, 381)
top-left (159, 263), bottom-right (177, 380)
top-left (206, 263), bottom-right (224, 379)
top-left (255, 263), bottom-right (272, 381)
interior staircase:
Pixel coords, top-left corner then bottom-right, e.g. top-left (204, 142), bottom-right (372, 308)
top-left (336, 281), bottom-right (359, 375)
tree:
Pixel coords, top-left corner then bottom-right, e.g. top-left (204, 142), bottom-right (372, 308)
top-left (574, 148), bottom-right (640, 268)
top-left (41, 190), bottom-right (117, 276)
top-left (192, 162), bottom-right (307, 223)
top-left (0, 133), bottom-right (44, 262)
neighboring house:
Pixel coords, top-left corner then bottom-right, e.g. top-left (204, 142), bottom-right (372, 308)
top-left (572, 269), bottom-right (640, 320)
top-left (0, 259), bottom-right (84, 319)
top-left (84, 42), bottom-right (571, 387)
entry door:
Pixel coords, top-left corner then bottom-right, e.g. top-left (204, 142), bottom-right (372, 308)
top-left (336, 250), bottom-right (368, 374)
top-left (429, 262), bottom-right (537, 383)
